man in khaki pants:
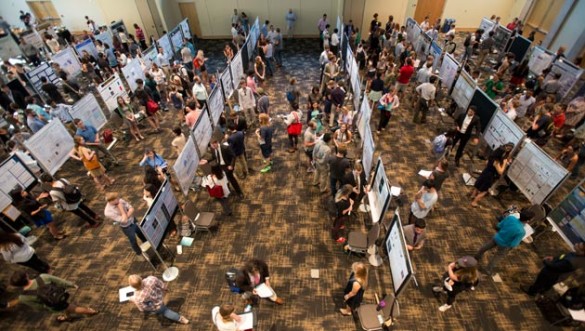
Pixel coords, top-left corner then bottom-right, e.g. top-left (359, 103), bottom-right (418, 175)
top-left (477, 31), bottom-right (495, 69)
top-left (312, 133), bottom-right (332, 193)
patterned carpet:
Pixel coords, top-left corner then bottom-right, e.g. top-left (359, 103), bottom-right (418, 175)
top-left (0, 37), bottom-right (581, 330)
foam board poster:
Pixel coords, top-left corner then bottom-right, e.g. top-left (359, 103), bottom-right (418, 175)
top-left (231, 51), bottom-right (244, 86)
top-left (156, 34), bottom-right (173, 61)
top-left (483, 109), bottom-right (525, 150)
top-left (0, 155), bottom-right (37, 198)
top-left (180, 19), bottom-right (191, 39)
top-left (362, 125), bottom-right (375, 180)
top-left (191, 108), bottom-right (213, 157)
top-left (94, 30), bottom-right (114, 48)
top-left (52, 47), bottom-right (82, 77)
top-left (170, 26), bottom-right (184, 52)
top-left (69, 93), bottom-right (108, 130)
top-left (121, 58), bottom-right (146, 92)
top-left (220, 68), bottom-right (234, 100)
top-left (430, 41), bottom-right (442, 72)
top-left (74, 38), bottom-right (99, 59)
top-left (368, 158), bottom-right (390, 224)
top-left (479, 18), bottom-right (495, 41)
top-left (545, 59), bottom-right (583, 99)
top-left (20, 30), bottom-right (45, 51)
top-left (386, 212), bottom-right (414, 297)
top-left (351, 62), bottom-right (361, 111)
top-left (405, 18), bottom-right (418, 44)
top-left (451, 70), bottom-right (476, 109)
top-left (142, 45), bottom-right (158, 71)
top-left (139, 179), bottom-right (178, 248)
top-left (97, 73), bottom-right (128, 112)
top-left (25, 62), bottom-right (59, 98)
top-left (207, 88), bottom-right (224, 126)
top-left (528, 46), bottom-right (554, 76)
top-left (173, 136), bottom-right (199, 196)
top-left (24, 120), bottom-right (74, 175)
top-left (357, 96), bottom-right (371, 138)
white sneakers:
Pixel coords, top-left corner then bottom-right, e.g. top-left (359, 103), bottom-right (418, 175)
top-left (439, 304), bottom-right (452, 312)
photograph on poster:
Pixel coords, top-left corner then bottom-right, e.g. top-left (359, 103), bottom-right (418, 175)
top-left (24, 120), bottom-right (74, 175)
top-left (191, 109), bottom-right (213, 157)
top-left (70, 94), bottom-right (108, 130)
top-left (173, 136), bottom-right (199, 196)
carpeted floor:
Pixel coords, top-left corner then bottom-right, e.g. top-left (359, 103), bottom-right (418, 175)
top-left (0, 37), bottom-right (581, 330)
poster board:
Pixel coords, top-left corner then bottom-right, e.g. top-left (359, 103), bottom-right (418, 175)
top-left (121, 58), bottom-right (146, 92)
top-left (21, 30), bottom-right (45, 51)
top-left (351, 63), bottom-right (361, 111)
top-left (528, 46), bottom-right (554, 76)
top-left (247, 17), bottom-right (260, 60)
top-left (94, 30), bottom-right (114, 48)
top-left (169, 26), bottom-right (184, 53)
top-left (191, 108), bottom-right (213, 157)
top-left (139, 179), bottom-right (178, 249)
top-left (439, 53), bottom-right (459, 91)
top-left (362, 125), bottom-right (375, 181)
top-left (385, 211), bottom-right (414, 297)
top-left (220, 68), bottom-right (234, 100)
top-left (52, 47), bottom-right (82, 77)
top-left (231, 51), bottom-right (244, 86)
top-left (405, 18), bottom-right (418, 44)
top-left (416, 33), bottom-right (431, 59)
top-left (180, 19), bottom-right (191, 39)
top-left (25, 62), bottom-right (60, 101)
top-left (357, 96), bottom-right (371, 138)
top-left (142, 45), bottom-right (158, 70)
top-left (483, 109), bottom-right (525, 150)
top-left (545, 59), bottom-right (583, 100)
top-left (173, 136), bottom-right (199, 196)
top-left (507, 140), bottom-right (569, 204)
top-left (548, 183), bottom-right (585, 246)
top-left (430, 41), bottom-right (442, 72)
top-left (0, 190), bottom-right (10, 212)
top-left (345, 42), bottom-right (354, 77)
top-left (0, 35), bottom-right (23, 59)
top-left (110, 20), bottom-right (128, 36)
top-left (367, 157), bottom-right (391, 224)
top-left (24, 120), bottom-right (74, 175)
top-left (0, 154), bottom-right (38, 209)
top-left (493, 25), bottom-right (512, 53)
top-left (479, 18), bottom-right (495, 41)
top-left (468, 88), bottom-right (498, 133)
top-left (156, 34), bottom-right (173, 61)
top-left (507, 35), bottom-right (532, 63)
top-left (451, 70), bottom-right (476, 109)
top-left (207, 88), bottom-right (224, 126)
top-left (69, 93), bottom-right (108, 130)
top-left (97, 73), bottom-right (128, 112)
top-left (74, 38), bottom-right (98, 59)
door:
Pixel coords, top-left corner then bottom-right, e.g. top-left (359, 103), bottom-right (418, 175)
top-left (179, 2), bottom-right (201, 38)
top-left (146, 0), bottom-right (165, 35)
top-left (414, 0), bottom-right (446, 25)
top-left (524, 0), bottom-right (564, 45)
top-left (343, 0), bottom-right (364, 33)
top-left (135, 0), bottom-right (159, 40)
top-left (27, 0), bottom-right (61, 26)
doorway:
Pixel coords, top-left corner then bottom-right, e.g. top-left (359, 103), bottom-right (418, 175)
top-left (26, 0), bottom-right (61, 26)
top-left (523, 0), bottom-right (564, 46)
top-left (178, 2), bottom-right (201, 38)
top-left (135, 0), bottom-right (164, 40)
top-left (342, 0), bottom-right (364, 34)
top-left (413, 0), bottom-right (446, 25)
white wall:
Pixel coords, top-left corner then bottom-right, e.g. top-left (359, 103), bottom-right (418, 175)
top-left (442, 0), bottom-right (525, 29)
top-left (192, 0), bottom-right (342, 38)
top-left (52, 0), bottom-right (106, 32)
top-left (360, 0), bottom-right (408, 35)
top-left (0, 0), bottom-right (36, 29)
top-left (155, 0), bottom-right (183, 32)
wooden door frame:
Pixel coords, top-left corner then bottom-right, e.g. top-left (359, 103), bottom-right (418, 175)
top-left (413, 0), bottom-right (446, 25)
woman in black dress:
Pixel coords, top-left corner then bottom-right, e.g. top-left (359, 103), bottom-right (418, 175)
top-left (470, 143), bottom-right (513, 207)
top-left (333, 185), bottom-right (354, 243)
top-left (340, 262), bottom-right (368, 316)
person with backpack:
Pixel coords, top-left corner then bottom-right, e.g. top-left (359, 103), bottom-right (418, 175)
top-left (0, 232), bottom-right (51, 273)
top-left (39, 173), bottom-right (101, 229)
top-left (8, 270), bottom-right (98, 322)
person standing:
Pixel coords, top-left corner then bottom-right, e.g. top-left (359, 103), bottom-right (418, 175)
top-left (284, 104), bottom-right (303, 153)
top-left (377, 88), bottom-right (400, 133)
top-left (40, 174), bottom-right (101, 228)
top-left (328, 145), bottom-right (350, 198)
top-left (74, 118), bottom-right (118, 165)
top-left (128, 274), bottom-right (189, 324)
top-left (313, 133), bottom-right (332, 193)
top-left (470, 143), bottom-right (513, 207)
top-left (340, 262), bottom-right (368, 316)
top-left (477, 31), bottom-right (495, 69)
top-left (403, 218), bottom-right (426, 251)
top-left (0, 232), bottom-right (51, 273)
top-left (201, 138), bottom-right (244, 197)
top-left (9, 187), bottom-right (65, 240)
top-left (104, 192), bottom-right (146, 255)
top-left (409, 179), bottom-right (438, 224)
top-left (413, 76), bottom-right (437, 124)
top-left (285, 9), bottom-right (297, 39)
top-left (317, 13), bottom-right (328, 42)
top-left (8, 271), bottom-right (98, 322)
top-left (474, 210), bottom-right (534, 275)
top-left (273, 28), bottom-right (284, 67)
top-left (303, 121), bottom-right (318, 172)
top-left (40, 77), bottom-right (65, 104)
top-left (202, 165), bottom-right (233, 216)
top-left (451, 106), bottom-right (481, 167)
top-left (70, 136), bottom-right (115, 192)
top-left (133, 23), bottom-right (147, 49)
top-left (256, 113), bottom-right (274, 173)
top-left (237, 79), bottom-right (256, 127)
top-left (333, 185), bottom-right (353, 243)
top-left (432, 256), bottom-right (479, 312)
top-left (521, 243), bottom-right (585, 296)
top-left (227, 123), bottom-right (248, 179)
top-left (235, 258), bottom-right (284, 305)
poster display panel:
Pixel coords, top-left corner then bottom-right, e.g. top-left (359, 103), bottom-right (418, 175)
top-left (121, 58), bottom-right (146, 92)
top-left (508, 36), bottom-right (532, 63)
top-left (0, 35), bottom-right (23, 59)
top-left (191, 108), bottom-right (213, 157)
top-left (479, 18), bottom-right (495, 40)
top-left (142, 45), bottom-right (158, 70)
top-left (207, 88), bottom-right (224, 126)
top-left (220, 68), bottom-right (234, 100)
top-left (362, 126), bottom-right (375, 181)
top-left (140, 179), bottom-right (178, 248)
top-left (416, 33), bottom-right (431, 59)
top-left (405, 18), bottom-right (418, 44)
top-left (548, 184), bottom-right (585, 246)
top-left (385, 212), bottom-right (414, 297)
top-left (180, 19), bottom-right (191, 39)
top-left (156, 34), bottom-right (173, 60)
top-left (439, 53), bottom-right (459, 91)
top-left (528, 46), bottom-right (554, 76)
top-left (52, 47), bottom-right (82, 77)
top-left (24, 120), bottom-right (74, 175)
top-left (21, 30), bottom-right (45, 51)
top-left (367, 158), bottom-right (391, 224)
top-left (451, 70), bottom-right (476, 109)
top-left (0, 155), bottom-right (37, 196)
top-left (430, 41), bottom-right (442, 71)
top-left (493, 25), bottom-right (512, 53)
top-left (357, 96), bottom-right (371, 138)
top-left (231, 51), bottom-right (244, 85)
top-left (169, 26), bottom-right (184, 52)
top-left (25, 62), bottom-right (59, 98)
top-left (173, 136), bottom-right (199, 196)
top-left (97, 73), bottom-right (128, 112)
top-left (74, 38), bottom-right (98, 59)
top-left (545, 59), bottom-right (583, 99)
top-left (468, 88), bottom-right (498, 133)
top-left (94, 30), bottom-right (114, 48)
top-left (483, 109), bottom-right (525, 150)
top-left (70, 94), bottom-right (108, 130)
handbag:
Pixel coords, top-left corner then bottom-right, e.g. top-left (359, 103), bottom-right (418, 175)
top-left (287, 112), bottom-right (302, 135)
top-left (206, 177), bottom-right (224, 198)
top-left (145, 99), bottom-right (159, 115)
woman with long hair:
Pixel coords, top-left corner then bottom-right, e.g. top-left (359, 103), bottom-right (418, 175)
top-left (116, 96), bottom-right (144, 141)
top-left (0, 232), bottom-right (51, 273)
top-left (202, 165), bottom-right (232, 216)
top-left (193, 50), bottom-right (208, 83)
top-left (340, 262), bottom-right (368, 315)
top-left (256, 113), bottom-right (273, 173)
top-left (168, 85), bottom-right (185, 123)
top-left (254, 56), bottom-right (266, 85)
top-left (9, 187), bottom-right (65, 240)
top-left (143, 165), bottom-right (163, 192)
top-left (433, 256), bottom-right (479, 312)
top-left (470, 143), bottom-right (513, 207)
top-left (377, 88), bottom-right (400, 134)
top-left (333, 184), bottom-right (354, 243)
top-left (70, 136), bottom-right (115, 191)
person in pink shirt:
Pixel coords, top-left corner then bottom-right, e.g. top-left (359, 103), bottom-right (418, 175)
top-left (246, 71), bottom-right (257, 94)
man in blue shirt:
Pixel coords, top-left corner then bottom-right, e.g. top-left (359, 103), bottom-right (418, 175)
top-left (26, 110), bottom-right (46, 134)
top-left (474, 210), bottom-right (534, 275)
top-left (74, 118), bottom-right (118, 165)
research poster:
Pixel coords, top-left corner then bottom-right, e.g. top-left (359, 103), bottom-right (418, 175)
top-left (220, 68), bottom-right (234, 100)
top-left (493, 25), bottom-right (512, 53)
top-left (25, 62), bottom-right (60, 98)
top-left (173, 136), bottom-right (199, 196)
top-left (207, 88), bottom-right (224, 126)
top-left (52, 47), bottom-right (82, 77)
top-left (351, 64), bottom-right (361, 111)
top-left (451, 70), bottom-right (476, 109)
top-left (94, 30), bottom-right (114, 48)
top-left (528, 46), bottom-right (554, 76)
top-left (430, 42), bottom-right (442, 71)
top-left (24, 120), bottom-right (74, 175)
top-left (546, 59), bottom-right (583, 99)
top-left (483, 109), bottom-right (525, 150)
top-left (97, 73), bottom-right (128, 112)
top-left (368, 158), bottom-right (390, 224)
top-left (20, 30), bottom-right (45, 51)
top-left (479, 18), bottom-right (495, 40)
top-left (170, 27), bottom-right (184, 52)
top-left (416, 33), bottom-right (431, 59)
top-left (191, 109), bottom-right (213, 157)
top-left (69, 94), bottom-right (108, 130)
top-left (231, 51), bottom-right (244, 86)
top-left (357, 97), bottom-right (371, 138)
top-left (74, 38), bottom-right (99, 59)
top-left (156, 34), bottom-right (173, 61)
top-left (386, 212), bottom-right (413, 296)
top-left (405, 18), bottom-right (418, 44)
top-left (362, 126), bottom-right (375, 180)
top-left (142, 46), bottom-right (158, 70)
top-left (140, 180), bottom-right (177, 248)
top-left (0, 155), bottom-right (37, 197)
top-left (121, 59), bottom-right (146, 92)
top-left (180, 19), bottom-right (191, 39)
top-left (439, 53), bottom-right (459, 91)
top-left (345, 43), bottom-right (354, 76)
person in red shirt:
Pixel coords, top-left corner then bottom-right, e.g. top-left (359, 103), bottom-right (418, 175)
top-left (396, 58), bottom-right (414, 97)
top-left (506, 18), bottom-right (518, 31)
top-left (552, 103), bottom-right (567, 135)
top-left (133, 23), bottom-right (147, 49)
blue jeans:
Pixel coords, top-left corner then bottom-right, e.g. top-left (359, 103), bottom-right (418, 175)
top-left (121, 223), bottom-right (141, 255)
top-left (154, 304), bottom-right (180, 322)
top-left (274, 49), bottom-right (282, 65)
top-left (265, 57), bottom-right (274, 76)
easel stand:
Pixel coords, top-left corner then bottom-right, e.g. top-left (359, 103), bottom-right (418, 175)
top-left (137, 225), bottom-right (179, 282)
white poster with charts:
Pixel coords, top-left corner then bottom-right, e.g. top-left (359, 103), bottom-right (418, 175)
top-left (157, 34), bottom-right (173, 60)
top-left (52, 47), bottom-right (82, 77)
top-left (70, 94), bottom-right (108, 130)
top-left (231, 51), bottom-right (244, 86)
top-left (139, 179), bottom-right (178, 248)
top-left (483, 109), bottom-right (525, 150)
top-left (180, 19), bottom-right (191, 39)
top-left (208, 88), bottom-right (224, 126)
top-left (451, 70), bottom-right (476, 109)
top-left (507, 140), bottom-right (569, 204)
top-left (220, 68), bottom-right (234, 99)
top-left (24, 120), bottom-right (74, 175)
top-left (528, 46), bottom-right (554, 76)
top-left (0, 155), bottom-right (37, 198)
top-left (357, 96), bottom-right (371, 138)
top-left (191, 109), bottom-right (213, 157)
top-left (362, 125), bottom-right (375, 180)
top-left (173, 136), bottom-right (199, 196)
top-left (97, 73), bottom-right (128, 112)
top-left (121, 59), bottom-right (146, 92)
top-left (439, 53), bottom-right (459, 91)
top-left (368, 157), bottom-right (391, 224)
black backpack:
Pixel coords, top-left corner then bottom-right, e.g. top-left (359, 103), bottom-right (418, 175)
top-left (28, 277), bottom-right (70, 309)
top-left (225, 268), bottom-right (243, 293)
top-left (53, 179), bottom-right (82, 204)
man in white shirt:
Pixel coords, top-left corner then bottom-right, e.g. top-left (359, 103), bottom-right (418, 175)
top-left (420, 16), bottom-right (430, 31)
top-left (504, 99), bottom-right (519, 121)
top-left (181, 45), bottom-right (193, 71)
top-left (409, 180), bottom-right (438, 224)
top-left (330, 28), bottom-right (340, 54)
top-left (285, 9), bottom-right (296, 38)
top-left (266, 25), bottom-right (277, 44)
top-left (414, 76), bottom-right (437, 124)
top-left (416, 62), bottom-right (433, 83)
top-left (156, 47), bottom-right (170, 76)
top-left (516, 90), bottom-right (535, 118)
top-left (231, 9), bottom-right (240, 26)
top-left (104, 192), bottom-right (144, 255)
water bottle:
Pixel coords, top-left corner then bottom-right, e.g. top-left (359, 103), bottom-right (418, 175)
top-left (244, 304), bottom-right (252, 312)
top-left (377, 314), bottom-right (384, 324)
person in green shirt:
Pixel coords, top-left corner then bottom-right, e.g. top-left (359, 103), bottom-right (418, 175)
top-left (8, 271), bottom-right (98, 322)
top-left (484, 74), bottom-right (504, 99)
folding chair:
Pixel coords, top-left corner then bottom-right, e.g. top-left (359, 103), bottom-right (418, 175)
top-left (183, 200), bottom-right (218, 237)
top-left (346, 223), bottom-right (380, 258)
top-left (356, 293), bottom-right (400, 330)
